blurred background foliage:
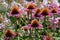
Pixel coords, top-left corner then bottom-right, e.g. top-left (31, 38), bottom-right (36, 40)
top-left (58, 0), bottom-right (60, 3)
top-left (3, 0), bottom-right (60, 3)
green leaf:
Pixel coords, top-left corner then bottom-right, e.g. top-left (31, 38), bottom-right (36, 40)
top-left (10, 17), bottom-right (17, 24)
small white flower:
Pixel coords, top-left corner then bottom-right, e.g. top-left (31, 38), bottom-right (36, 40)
top-left (2, 2), bottom-right (8, 9)
top-left (0, 23), bottom-right (5, 29)
top-left (9, 24), bottom-right (15, 29)
top-left (4, 17), bottom-right (11, 25)
top-left (4, 19), bottom-right (11, 25)
top-left (42, 0), bottom-right (48, 6)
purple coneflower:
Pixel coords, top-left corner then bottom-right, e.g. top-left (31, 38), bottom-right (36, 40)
top-left (48, 26), bottom-right (53, 29)
top-left (9, 5), bottom-right (22, 17)
top-left (21, 26), bottom-right (30, 31)
top-left (43, 34), bottom-right (53, 40)
top-left (24, 2), bottom-right (36, 12)
top-left (33, 8), bottom-right (41, 18)
top-left (24, 2), bottom-right (37, 19)
top-left (27, 3), bottom-right (35, 10)
top-left (50, 8), bottom-right (58, 14)
top-left (28, 19), bottom-right (43, 29)
top-left (5, 29), bottom-right (15, 37)
top-left (4, 29), bottom-right (16, 40)
top-left (41, 8), bottom-right (50, 16)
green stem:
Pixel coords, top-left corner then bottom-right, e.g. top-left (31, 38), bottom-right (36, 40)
top-left (27, 12), bottom-right (29, 20)
top-left (42, 16), bottom-right (47, 27)
top-left (21, 18), bottom-right (27, 25)
top-left (34, 28), bottom-right (37, 40)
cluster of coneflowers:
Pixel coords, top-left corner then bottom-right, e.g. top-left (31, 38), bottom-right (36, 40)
top-left (0, 0), bottom-right (60, 40)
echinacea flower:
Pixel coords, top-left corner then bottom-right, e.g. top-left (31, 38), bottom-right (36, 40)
top-left (34, 8), bottom-right (41, 17)
top-left (9, 5), bottom-right (22, 17)
top-left (50, 8), bottom-right (58, 14)
top-left (43, 34), bottom-right (53, 40)
top-left (4, 29), bottom-right (17, 40)
top-left (21, 26), bottom-right (30, 31)
top-left (27, 3), bottom-right (35, 10)
top-left (48, 26), bottom-right (53, 29)
top-left (41, 8), bottom-right (50, 16)
top-left (28, 19), bottom-right (43, 29)
top-left (24, 2), bottom-right (36, 12)
top-left (5, 29), bottom-right (15, 37)
top-left (24, 2), bottom-right (37, 19)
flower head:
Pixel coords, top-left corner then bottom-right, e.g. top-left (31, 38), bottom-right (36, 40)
top-left (28, 19), bottom-right (43, 29)
top-left (22, 26), bottom-right (30, 31)
top-left (4, 29), bottom-right (18, 40)
top-left (48, 26), bottom-right (53, 29)
top-left (31, 19), bottom-right (39, 27)
top-left (5, 29), bottom-right (15, 37)
top-left (43, 33), bottom-right (53, 40)
top-left (27, 3), bottom-right (35, 10)
top-left (41, 8), bottom-right (50, 16)
top-left (9, 5), bottom-right (21, 17)
top-left (50, 8), bottom-right (57, 13)
top-left (34, 8), bottom-right (41, 17)
top-left (24, 2), bottom-right (36, 14)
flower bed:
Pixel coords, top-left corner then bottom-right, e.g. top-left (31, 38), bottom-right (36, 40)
top-left (0, 0), bottom-right (60, 40)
